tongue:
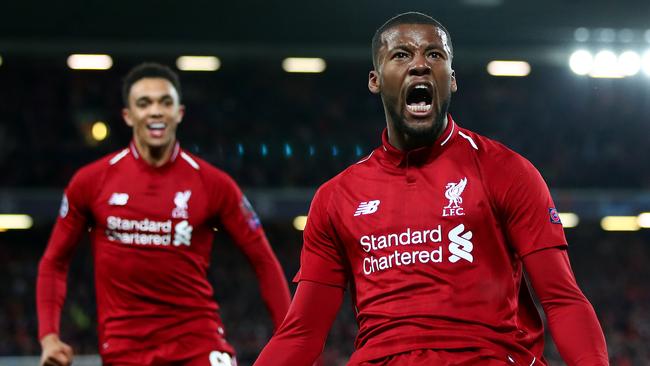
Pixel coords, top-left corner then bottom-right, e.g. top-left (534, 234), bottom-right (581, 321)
top-left (409, 101), bottom-right (428, 106)
top-left (149, 129), bottom-right (164, 138)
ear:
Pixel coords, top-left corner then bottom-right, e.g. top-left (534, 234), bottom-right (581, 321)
top-left (122, 108), bottom-right (134, 127)
top-left (450, 69), bottom-right (458, 93)
top-left (176, 104), bottom-right (186, 124)
top-left (368, 70), bottom-right (381, 94)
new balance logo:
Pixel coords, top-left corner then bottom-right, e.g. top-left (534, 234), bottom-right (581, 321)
top-left (354, 200), bottom-right (380, 216)
top-left (108, 193), bottom-right (129, 206)
top-left (448, 223), bottom-right (474, 263)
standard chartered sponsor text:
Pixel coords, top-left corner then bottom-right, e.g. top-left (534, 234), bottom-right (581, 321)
top-left (106, 216), bottom-right (172, 246)
top-left (361, 226), bottom-right (443, 275)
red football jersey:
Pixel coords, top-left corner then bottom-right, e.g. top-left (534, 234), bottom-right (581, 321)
top-left (37, 142), bottom-right (290, 361)
top-left (295, 116), bottom-right (567, 365)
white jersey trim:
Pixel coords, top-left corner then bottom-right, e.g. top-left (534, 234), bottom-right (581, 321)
top-left (458, 131), bottom-right (478, 150)
top-left (355, 151), bottom-right (375, 164)
top-left (440, 120), bottom-right (456, 146)
top-left (180, 152), bottom-right (200, 170)
top-left (109, 149), bottom-right (130, 165)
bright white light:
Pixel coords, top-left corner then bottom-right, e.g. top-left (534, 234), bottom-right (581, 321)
top-left (293, 216), bottom-right (308, 231)
top-left (574, 28), bottom-right (590, 42)
top-left (601, 216), bottom-right (640, 231)
top-left (590, 50), bottom-right (624, 78)
top-left (559, 212), bottom-right (579, 228)
top-left (282, 58), bottom-right (326, 73)
top-left (569, 50), bottom-right (593, 75)
top-left (638, 213), bottom-right (650, 228)
top-left (67, 54), bottom-right (113, 70)
top-left (176, 56), bottom-right (220, 71)
top-left (618, 51), bottom-right (641, 76)
top-left (486, 61), bottom-right (530, 77)
top-left (642, 51), bottom-right (650, 76)
top-left (0, 214), bottom-right (33, 230)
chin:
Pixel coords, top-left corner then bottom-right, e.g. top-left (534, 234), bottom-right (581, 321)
top-left (398, 117), bottom-right (439, 139)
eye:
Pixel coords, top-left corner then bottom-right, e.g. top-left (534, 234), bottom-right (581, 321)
top-left (392, 51), bottom-right (409, 60)
top-left (428, 51), bottom-right (444, 59)
top-left (136, 100), bottom-right (150, 108)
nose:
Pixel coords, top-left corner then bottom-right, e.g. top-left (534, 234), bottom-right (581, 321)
top-left (409, 53), bottom-right (431, 76)
top-left (147, 102), bottom-right (164, 117)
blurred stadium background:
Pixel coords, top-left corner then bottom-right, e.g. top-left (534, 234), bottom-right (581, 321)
top-left (1, 0), bottom-right (649, 365)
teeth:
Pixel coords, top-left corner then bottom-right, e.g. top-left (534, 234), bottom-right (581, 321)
top-left (407, 104), bottom-right (432, 112)
top-left (149, 123), bottom-right (165, 130)
top-left (415, 85), bottom-right (428, 89)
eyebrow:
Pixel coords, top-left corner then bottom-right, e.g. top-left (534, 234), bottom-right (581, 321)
top-left (135, 94), bottom-right (174, 102)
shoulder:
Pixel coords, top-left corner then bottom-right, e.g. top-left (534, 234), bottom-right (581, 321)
top-left (70, 149), bottom-right (128, 185)
top-left (179, 150), bottom-right (242, 193)
top-left (456, 127), bottom-right (537, 177)
top-left (310, 154), bottom-right (371, 212)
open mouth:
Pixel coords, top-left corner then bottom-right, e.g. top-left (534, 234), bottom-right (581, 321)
top-left (147, 122), bottom-right (166, 137)
top-left (406, 84), bottom-right (433, 114)
top-left (147, 122), bottom-right (166, 131)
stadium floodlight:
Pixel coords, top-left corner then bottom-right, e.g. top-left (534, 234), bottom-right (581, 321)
top-left (0, 214), bottom-right (33, 230)
top-left (293, 216), bottom-right (308, 231)
top-left (589, 50), bottom-right (623, 78)
top-left (486, 60), bottom-right (530, 77)
top-left (642, 50), bottom-right (650, 76)
top-left (91, 121), bottom-right (109, 142)
top-left (600, 216), bottom-right (640, 231)
top-left (67, 54), bottom-right (113, 70)
top-left (618, 51), bottom-right (642, 76)
top-left (569, 50), bottom-right (593, 75)
top-left (558, 212), bottom-right (579, 228)
top-left (282, 58), bottom-right (326, 73)
top-left (176, 56), bottom-right (220, 71)
top-left (638, 213), bottom-right (650, 228)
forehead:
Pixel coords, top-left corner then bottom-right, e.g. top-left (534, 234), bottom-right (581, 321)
top-left (380, 23), bottom-right (449, 53)
top-left (129, 77), bottom-right (178, 100)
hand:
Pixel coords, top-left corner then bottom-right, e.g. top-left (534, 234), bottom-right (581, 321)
top-left (40, 333), bottom-right (74, 366)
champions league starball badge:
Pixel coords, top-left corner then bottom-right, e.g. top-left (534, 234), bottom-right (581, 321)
top-left (549, 208), bottom-right (562, 224)
top-left (240, 196), bottom-right (261, 230)
top-left (59, 194), bottom-right (69, 218)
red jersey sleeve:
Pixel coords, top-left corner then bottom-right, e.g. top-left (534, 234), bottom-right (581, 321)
top-left (253, 281), bottom-right (344, 366)
top-left (493, 154), bottom-right (567, 257)
top-left (37, 168), bottom-right (93, 339)
top-left (293, 182), bottom-right (347, 288)
top-left (215, 173), bottom-right (290, 329)
top-left (523, 248), bottom-right (609, 365)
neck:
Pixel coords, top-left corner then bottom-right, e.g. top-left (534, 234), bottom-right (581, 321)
top-left (387, 114), bottom-right (448, 151)
top-left (132, 138), bottom-right (176, 167)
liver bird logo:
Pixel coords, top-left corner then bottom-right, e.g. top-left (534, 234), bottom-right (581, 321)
top-left (444, 178), bottom-right (467, 209)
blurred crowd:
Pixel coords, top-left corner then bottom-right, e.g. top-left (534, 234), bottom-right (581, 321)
top-left (1, 61), bottom-right (650, 189)
top-left (1, 224), bottom-right (648, 365)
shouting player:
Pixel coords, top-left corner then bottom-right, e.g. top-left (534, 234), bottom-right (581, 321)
top-left (254, 12), bottom-right (608, 366)
top-left (37, 63), bottom-right (291, 366)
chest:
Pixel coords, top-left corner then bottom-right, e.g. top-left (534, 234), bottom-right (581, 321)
top-left (90, 168), bottom-right (211, 230)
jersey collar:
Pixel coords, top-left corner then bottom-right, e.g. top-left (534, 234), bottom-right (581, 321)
top-left (129, 140), bottom-right (181, 167)
top-left (380, 114), bottom-right (457, 166)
